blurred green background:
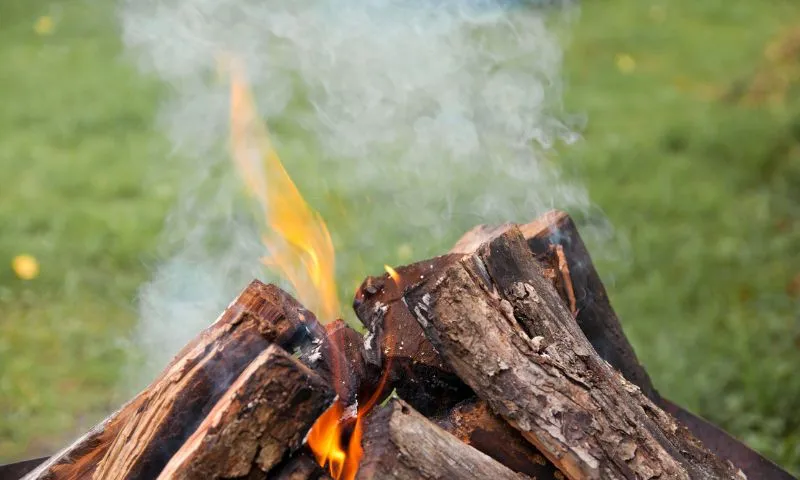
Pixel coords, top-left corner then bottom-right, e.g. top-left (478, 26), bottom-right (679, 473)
top-left (2, 0), bottom-right (800, 475)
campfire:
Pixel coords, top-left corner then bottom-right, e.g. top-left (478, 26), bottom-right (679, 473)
top-left (20, 69), bottom-right (793, 480)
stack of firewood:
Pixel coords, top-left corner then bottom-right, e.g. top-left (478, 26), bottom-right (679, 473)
top-left (21, 211), bottom-right (793, 480)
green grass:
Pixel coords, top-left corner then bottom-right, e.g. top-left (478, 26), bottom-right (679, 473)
top-left (1, 0), bottom-right (800, 474)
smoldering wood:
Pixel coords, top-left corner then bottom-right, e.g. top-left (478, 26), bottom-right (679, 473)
top-left (356, 399), bottom-right (528, 480)
top-left (24, 280), bottom-right (324, 480)
top-left (521, 210), bottom-right (658, 402)
top-left (320, 319), bottom-right (383, 406)
top-left (353, 255), bottom-right (473, 416)
top-left (269, 452), bottom-right (333, 480)
top-left (435, 399), bottom-right (563, 479)
top-left (407, 227), bottom-right (744, 479)
top-left (156, 345), bottom-right (334, 480)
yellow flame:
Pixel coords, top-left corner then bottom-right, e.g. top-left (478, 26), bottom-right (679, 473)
top-left (228, 62), bottom-right (340, 322)
top-left (384, 264), bottom-right (400, 284)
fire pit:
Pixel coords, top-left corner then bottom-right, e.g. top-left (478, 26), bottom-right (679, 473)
top-left (12, 66), bottom-right (795, 480)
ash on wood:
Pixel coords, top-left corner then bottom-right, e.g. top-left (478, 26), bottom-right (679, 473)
top-left (436, 399), bottom-right (563, 479)
top-left (407, 228), bottom-right (744, 479)
top-left (357, 399), bottom-right (527, 480)
top-left (157, 345), bottom-right (334, 480)
top-left (25, 280), bottom-right (323, 480)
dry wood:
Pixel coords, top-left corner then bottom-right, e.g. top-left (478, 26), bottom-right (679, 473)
top-left (406, 227), bottom-right (744, 480)
top-left (357, 399), bottom-right (527, 480)
top-left (24, 280), bottom-right (323, 480)
top-left (157, 345), bottom-right (334, 480)
top-left (436, 399), bottom-right (563, 479)
top-left (454, 210), bottom-right (658, 402)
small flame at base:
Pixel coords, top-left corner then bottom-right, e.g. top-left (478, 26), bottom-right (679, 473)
top-left (308, 351), bottom-right (393, 480)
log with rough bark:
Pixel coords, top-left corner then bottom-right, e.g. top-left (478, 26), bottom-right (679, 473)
top-left (405, 227), bottom-right (744, 479)
top-left (453, 210), bottom-right (658, 402)
top-left (25, 280), bottom-right (325, 480)
top-left (354, 210), bottom-right (657, 415)
top-left (435, 398), bottom-right (563, 479)
top-left (356, 399), bottom-right (527, 480)
top-left (156, 345), bottom-right (334, 480)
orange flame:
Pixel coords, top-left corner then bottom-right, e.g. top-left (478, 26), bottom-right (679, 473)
top-left (228, 61), bottom-right (382, 480)
top-left (307, 360), bottom-right (392, 480)
top-left (384, 264), bottom-right (400, 284)
top-left (228, 62), bottom-right (339, 322)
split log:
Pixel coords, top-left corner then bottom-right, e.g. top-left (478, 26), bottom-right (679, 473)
top-left (25, 280), bottom-right (325, 480)
top-left (406, 227), bottom-right (744, 479)
top-left (157, 345), bottom-right (334, 480)
top-left (354, 210), bottom-right (656, 414)
top-left (353, 255), bottom-right (472, 415)
top-left (436, 399), bottom-right (563, 479)
top-left (453, 210), bottom-right (658, 402)
top-left (357, 399), bottom-right (527, 480)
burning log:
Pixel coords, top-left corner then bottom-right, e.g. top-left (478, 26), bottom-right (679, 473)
top-left (271, 452), bottom-right (333, 480)
top-left (24, 280), bottom-right (326, 480)
top-left (353, 256), bottom-right (472, 415)
top-left (436, 399), bottom-right (563, 479)
top-left (405, 227), bottom-right (744, 479)
top-left (356, 399), bottom-right (527, 480)
top-left (156, 345), bottom-right (334, 479)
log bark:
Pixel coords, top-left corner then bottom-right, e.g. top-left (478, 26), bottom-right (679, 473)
top-left (157, 345), bottom-right (334, 480)
top-left (406, 227), bottom-right (744, 480)
top-left (436, 399), bottom-right (563, 479)
top-left (24, 280), bottom-right (323, 480)
top-left (356, 399), bottom-right (527, 480)
top-left (453, 210), bottom-right (658, 402)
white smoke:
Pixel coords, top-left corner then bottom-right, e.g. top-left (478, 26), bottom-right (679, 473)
top-left (121, 0), bottom-right (601, 381)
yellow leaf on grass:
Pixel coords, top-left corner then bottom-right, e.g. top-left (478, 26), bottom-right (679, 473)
top-left (34, 16), bottom-right (55, 36)
top-left (615, 53), bottom-right (636, 74)
top-left (12, 254), bottom-right (40, 280)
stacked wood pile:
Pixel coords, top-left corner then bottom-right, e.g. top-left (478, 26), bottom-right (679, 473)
top-left (21, 211), bottom-right (793, 480)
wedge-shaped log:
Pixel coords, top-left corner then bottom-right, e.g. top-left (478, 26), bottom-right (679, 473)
top-left (25, 280), bottom-right (323, 480)
top-left (406, 228), bottom-right (744, 480)
top-left (157, 345), bottom-right (334, 479)
top-left (453, 210), bottom-right (658, 401)
top-left (357, 399), bottom-right (527, 480)
top-left (436, 399), bottom-right (563, 479)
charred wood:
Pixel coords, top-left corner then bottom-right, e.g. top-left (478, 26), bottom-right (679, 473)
top-left (357, 399), bottom-right (527, 480)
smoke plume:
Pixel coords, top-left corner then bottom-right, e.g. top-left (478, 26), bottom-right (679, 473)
top-left (120, 0), bottom-right (600, 381)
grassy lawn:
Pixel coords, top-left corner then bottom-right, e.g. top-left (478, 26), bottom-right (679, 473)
top-left (1, 0), bottom-right (799, 474)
